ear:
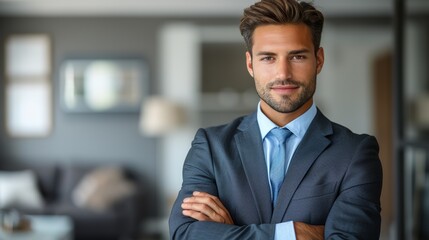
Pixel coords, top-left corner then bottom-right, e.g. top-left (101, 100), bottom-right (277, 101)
top-left (245, 51), bottom-right (254, 77)
top-left (316, 47), bottom-right (324, 74)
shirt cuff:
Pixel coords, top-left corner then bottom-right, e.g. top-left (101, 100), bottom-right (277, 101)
top-left (275, 221), bottom-right (296, 240)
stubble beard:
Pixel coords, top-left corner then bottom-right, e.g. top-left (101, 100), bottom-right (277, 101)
top-left (256, 78), bottom-right (316, 114)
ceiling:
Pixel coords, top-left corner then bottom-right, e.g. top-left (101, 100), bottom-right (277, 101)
top-left (0, 0), bottom-right (427, 17)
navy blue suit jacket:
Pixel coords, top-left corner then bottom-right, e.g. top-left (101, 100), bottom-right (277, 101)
top-left (169, 110), bottom-right (382, 239)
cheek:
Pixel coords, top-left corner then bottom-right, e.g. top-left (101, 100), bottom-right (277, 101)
top-left (292, 64), bottom-right (317, 79)
top-left (253, 64), bottom-right (275, 81)
top-left (253, 74), bottom-right (267, 92)
top-left (253, 72), bottom-right (270, 88)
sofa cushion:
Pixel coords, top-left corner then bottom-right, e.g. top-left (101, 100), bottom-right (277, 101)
top-left (58, 165), bottom-right (92, 204)
top-left (72, 167), bottom-right (136, 211)
top-left (0, 170), bottom-right (44, 209)
top-left (0, 163), bottom-right (58, 202)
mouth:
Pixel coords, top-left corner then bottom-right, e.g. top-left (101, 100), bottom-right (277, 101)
top-left (271, 84), bottom-right (299, 94)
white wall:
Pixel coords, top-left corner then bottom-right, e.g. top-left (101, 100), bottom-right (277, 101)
top-left (316, 23), bottom-right (392, 135)
top-left (158, 23), bottom-right (201, 216)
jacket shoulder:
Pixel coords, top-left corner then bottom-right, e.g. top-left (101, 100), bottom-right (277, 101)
top-left (198, 113), bottom-right (256, 140)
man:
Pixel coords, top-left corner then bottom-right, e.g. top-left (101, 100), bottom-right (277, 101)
top-left (169, 0), bottom-right (382, 239)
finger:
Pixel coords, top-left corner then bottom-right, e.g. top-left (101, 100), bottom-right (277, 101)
top-left (193, 191), bottom-right (223, 204)
top-left (294, 222), bottom-right (325, 240)
top-left (189, 192), bottom-right (234, 224)
top-left (181, 202), bottom-right (225, 223)
top-left (182, 209), bottom-right (211, 222)
top-left (191, 192), bottom-right (227, 213)
top-left (193, 192), bottom-right (234, 222)
top-left (183, 193), bottom-right (231, 223)
top-left (188, 193), bottom-right (228, 219)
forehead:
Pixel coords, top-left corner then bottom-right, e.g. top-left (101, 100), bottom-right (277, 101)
top-left (252, 24), bottom-right (314, 52)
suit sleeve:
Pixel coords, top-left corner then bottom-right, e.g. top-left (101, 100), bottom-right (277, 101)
top-left (168, 129), bottom-right (275, 240)
top-left (324, 135), bottom-right (383, 240)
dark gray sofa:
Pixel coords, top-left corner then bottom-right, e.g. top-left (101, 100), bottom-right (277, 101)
top-left (0, 163), bottom-right (145, 240)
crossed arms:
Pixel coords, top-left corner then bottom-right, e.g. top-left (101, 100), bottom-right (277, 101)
top-left (182, 191), bottom-right (324, 239)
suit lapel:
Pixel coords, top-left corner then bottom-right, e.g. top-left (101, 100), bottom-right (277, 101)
top-left (271, 110), bottom-right (333, 223)
top-left (235, 113), bottom-right (273, 223)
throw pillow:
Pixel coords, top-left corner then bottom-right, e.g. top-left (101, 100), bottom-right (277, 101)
top-left (72, 167), bottom-right (136, 211)
top-left (0, 170), bottom-right (44, 209)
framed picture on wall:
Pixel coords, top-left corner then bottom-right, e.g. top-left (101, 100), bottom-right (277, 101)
top-left (4, 34), bottom-right (53, 138)
top-left (60, 58), bottom-right (149, 113)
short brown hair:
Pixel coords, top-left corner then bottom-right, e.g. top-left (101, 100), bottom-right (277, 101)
top-left (239, 0), bottom-right (324, 54)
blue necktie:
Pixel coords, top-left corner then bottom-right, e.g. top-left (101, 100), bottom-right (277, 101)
top-left (269, 127), bottom-right (292, 205)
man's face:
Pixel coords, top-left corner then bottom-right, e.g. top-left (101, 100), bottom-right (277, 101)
top-left (246, 24), bottom-right (324, 116)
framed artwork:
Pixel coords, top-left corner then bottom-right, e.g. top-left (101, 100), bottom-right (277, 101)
top-left (4, 34), bottom-right (52, 138)
top-left (60, 59), bottom-right (148, 113)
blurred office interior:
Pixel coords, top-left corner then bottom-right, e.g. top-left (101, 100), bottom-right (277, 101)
top-left (0, 0), bottom-right (428, 239)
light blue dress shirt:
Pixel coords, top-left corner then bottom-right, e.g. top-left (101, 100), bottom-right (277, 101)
top-left (257, 102), bottom-right (317, 240)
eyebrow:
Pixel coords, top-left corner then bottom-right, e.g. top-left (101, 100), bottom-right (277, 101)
top-left (255, 48), bottom-right (311, 56)
top-left (289, 49), bottom-right (311, 55)
top-left (255, 51), bottom-right (276, 56)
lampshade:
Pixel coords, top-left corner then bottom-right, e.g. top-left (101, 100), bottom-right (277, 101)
top-left (139, 96), bottom-right (186, 136)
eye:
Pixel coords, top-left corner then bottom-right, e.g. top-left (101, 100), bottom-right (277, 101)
top-left (260, 56), bottom-right (275, 61)
top-left (291, 55), bottom-right (306, 61)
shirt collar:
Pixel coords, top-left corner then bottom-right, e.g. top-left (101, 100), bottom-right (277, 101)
top-left (257, 101), bottom-right (317, 140)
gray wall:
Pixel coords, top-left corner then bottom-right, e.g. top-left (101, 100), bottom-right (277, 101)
top-left (0, 18), bottom-right (160, 165)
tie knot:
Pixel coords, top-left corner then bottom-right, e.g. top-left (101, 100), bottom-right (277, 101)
top-left (270, 127), bottom-right (291, 143)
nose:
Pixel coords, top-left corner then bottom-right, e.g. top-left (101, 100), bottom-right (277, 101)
top-left (275, 58), bottom-right (292, 80)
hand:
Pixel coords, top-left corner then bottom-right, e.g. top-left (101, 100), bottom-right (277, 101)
top-left (181, 191), bottom-right (234, 224)
top-left (294, 222), bottom-right (324, 240)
